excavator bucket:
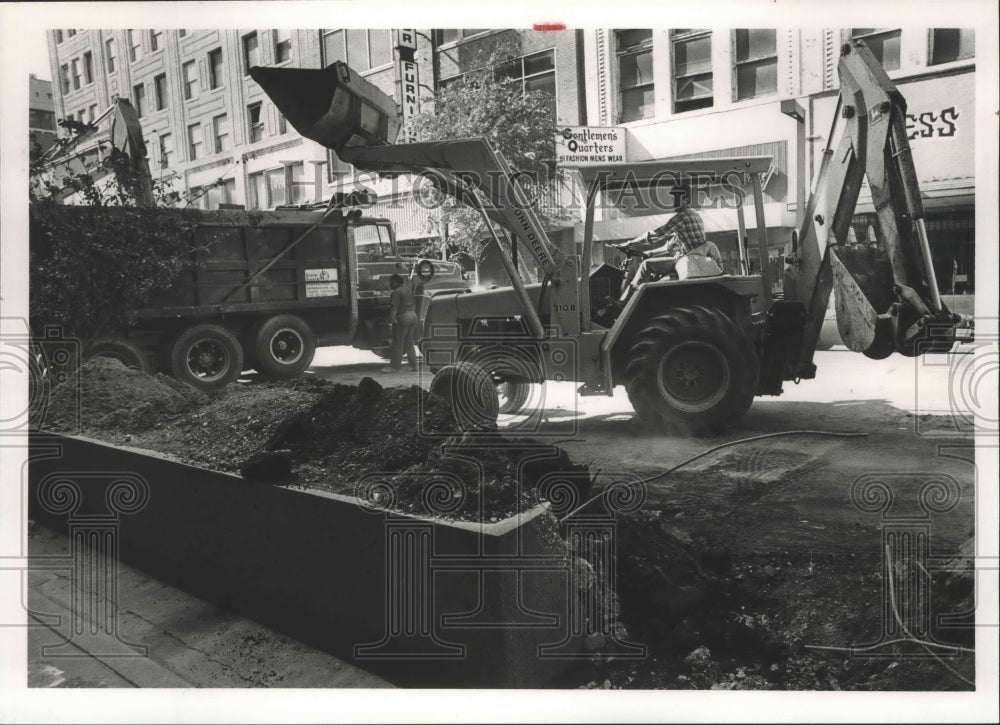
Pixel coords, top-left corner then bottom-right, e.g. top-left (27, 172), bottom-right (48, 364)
top-left (830, 246), bottom-right (895, 358)
top-left (249, 62), bottom-right (401, 151)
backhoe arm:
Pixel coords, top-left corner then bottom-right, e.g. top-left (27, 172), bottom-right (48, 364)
top-left (790, 41), bottom-right (965, 368)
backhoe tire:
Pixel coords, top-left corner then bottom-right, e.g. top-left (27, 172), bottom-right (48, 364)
top-left (170, 323), bottom-right (244, 391)
top-left (253, 314), bottom-right (316, 379)
top-left (624, 306), bottom-right (758, 435)
top-left (83, 337), bottom-right (150, 374)
top-left (496, 380), bottom-right (532, 414)
top-left (429, 362), bottom-right (499, 431)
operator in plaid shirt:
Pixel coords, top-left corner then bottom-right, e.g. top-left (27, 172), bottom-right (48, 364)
top-left (615, 183), bottom-right (724, 292)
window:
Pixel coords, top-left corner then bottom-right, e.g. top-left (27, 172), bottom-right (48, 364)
top-left (285, 162), bottom-right (306, 204)
top-left (208, 48), bottom-right (224, 88)
top-left (851, 29), bottom-right (901, 71)
top-left (242, 32), bottom-right (259, 74)
top-left (248, 171), bottom-right (267, 209)
top-left (278, 113), bottom-right (287, 134)
top-left (671, 29), bottom-right (713, 113)
top-left (83, 51), bottom-right (93, 84)
top-left (151, 29), bottom-right (163, 52)
top-left (616, 29), bottom-right (654, 122)
top-left (133, 83), bottom-right (145, 117)
top-left (321, 29), bottom-right (391, 71)
top-left (188, 123), bottom-right (203, 160)
top-left (247, 102), bottom-right (264, 142)
top-left (327, 150), bottom-right (355, 182)
top-left (152, 74), bottom-right (167, 110)
top-left (274, 29), bottom-right (292, 63)
top-left (59, 64), bottom-right (70, 94)
top-left (29, 109), bottom-right (56, 130)
top-left (105, 39), bottom-right (116, 73)
top-left (733, 29), bottom-right (777, 100)
top-left (158, 133), bottom-right (174, 168)
top-left (183, 60), bottom-right (198, 99)
top-left (56, 30), bottom-right (64, 44)
top-left (266, 166), bottom-right (289, 206)
top-left (88, 105), bottom-right (97, 123)
top-left (67, 30), bottom-right (76, 38)
top-left (213, 114), bottom-right (231, 153)
top-left (495, 50), bottom-right (557, 117)
top-left (128, 29), bottom-right (142, 62)
top-left (71, 59), bottom-right (81, 90)
top-left (199, 179), bottom-right (238, 210)
top-left (929, 29), bottom-right (975, 65)
top-left (436, 29), bottom-right (488, 45)
top-left (178, 29), bottom-right (187, 38)
top-left (322, 30), bottom-right (346, 65)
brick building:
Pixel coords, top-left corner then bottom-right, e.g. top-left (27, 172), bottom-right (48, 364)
top-left (581, 27), bottom-right (977, 291)
top-left (45, 27), bottom-right (976, 290)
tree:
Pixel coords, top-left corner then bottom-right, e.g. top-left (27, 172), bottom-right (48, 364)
top-left (28, 120), bottom-right (216, 341)
top-left (405, 44), bottom-right (576, 261)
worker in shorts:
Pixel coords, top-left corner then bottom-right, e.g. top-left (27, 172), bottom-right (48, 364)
top-left (616, 184), bottom-right (724, 296)
top-left (385, 273), bottom-right (418, 373)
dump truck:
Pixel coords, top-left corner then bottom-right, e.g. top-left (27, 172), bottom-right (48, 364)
top-left (30, 92), bottom-right (467, 389)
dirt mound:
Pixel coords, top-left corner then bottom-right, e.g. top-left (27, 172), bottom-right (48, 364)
top-left (50, 370), bottom-right (591, 522)
top-left (45, 357), bottom-right (204, 432)
top-left (259, 379), bottom-right (591, 520)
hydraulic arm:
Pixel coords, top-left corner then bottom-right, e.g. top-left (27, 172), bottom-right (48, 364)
top-left (251, 62), bottom-right (576, 340)
top-left (38, 97), bottom-right (153, 206)
top-left (789, 40), bottom-right (966, 369)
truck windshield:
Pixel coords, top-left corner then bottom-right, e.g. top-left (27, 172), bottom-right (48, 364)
top-left (351, 222), bottom-right (394, 260)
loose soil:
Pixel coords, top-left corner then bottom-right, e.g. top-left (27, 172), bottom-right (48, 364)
top-left (41, 359), bottom-right (976, 691)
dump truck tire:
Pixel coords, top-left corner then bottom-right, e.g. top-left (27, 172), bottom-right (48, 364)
top-left (496, 380), bottom-right (532, 414)
top-left (624, 306), bottom-right (758, 434)
top-left (83, 337), bottom-right (150, 374)
top-left (170, 323), bottom-right (244, 391)
top-left (429, 362), bottom-right (499, 431)
top-left (253, 314), bottom-right (316, 379)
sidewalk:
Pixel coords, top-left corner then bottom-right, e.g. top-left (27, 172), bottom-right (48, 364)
top-left (26, 522), bottom-right (393, 688)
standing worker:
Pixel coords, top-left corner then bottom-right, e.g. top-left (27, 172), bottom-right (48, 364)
top-left (385, 273), bottom-right (418, 373)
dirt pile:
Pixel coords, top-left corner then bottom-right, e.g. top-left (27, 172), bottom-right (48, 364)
top-left (45, 366), bottom-right (591, 522)
top-left (45, 357), bottom-right (204, 432)
top-left (257, 379), bottom-right (591, 520)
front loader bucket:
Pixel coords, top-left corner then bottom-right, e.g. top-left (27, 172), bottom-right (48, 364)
top-left (249, 62), bottom-right (401, 152)
top-left (830, 245), bottom-right (895, 358)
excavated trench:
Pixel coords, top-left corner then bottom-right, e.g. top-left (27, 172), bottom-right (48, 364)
top-left (39, 359), bottom-right (975, 690)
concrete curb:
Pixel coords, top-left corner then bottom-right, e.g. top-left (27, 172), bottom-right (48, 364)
top-left (28, 432), bottom-right (583, 687)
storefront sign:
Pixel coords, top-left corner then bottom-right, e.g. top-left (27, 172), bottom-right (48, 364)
top-left (905, 107), bottom-right (960, 140)
top-left (813, 70), bottom-right (973, 186)
top-left (556, 126), bottom-right (626, 165)
top-left (395, 29), bottom-right (417, 51)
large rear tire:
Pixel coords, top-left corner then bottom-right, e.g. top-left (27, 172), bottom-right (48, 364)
top-left (624, 306), bottom-right (758, 434)
top-left (170, 323), bottom-right (244, 391)
top-left (253, 314), bottom-right (316, 379)
top-left (83, 337), bottom-right (151, 374)
top-left (429, 361), bottom-right (499, 431)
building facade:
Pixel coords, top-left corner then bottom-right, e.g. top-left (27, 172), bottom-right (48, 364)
top-left (581, 27), bottom-right (977, 291)
top-left (29, 74), bottom-right (57, 154)
top-left (46, 26), bottom-right (975, 291)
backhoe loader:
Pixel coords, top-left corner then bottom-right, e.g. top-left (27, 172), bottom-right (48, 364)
top-left (251, 40), bottom-right (969, 433)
